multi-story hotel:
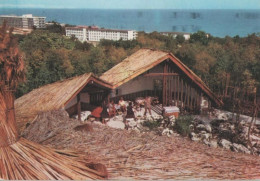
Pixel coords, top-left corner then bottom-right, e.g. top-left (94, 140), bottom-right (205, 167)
top-left (0, 14), bottom-right (46, 29)
top-left (65, 26), bottom-right (137, 42)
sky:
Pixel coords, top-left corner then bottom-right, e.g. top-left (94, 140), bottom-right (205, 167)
top-left (0, 0), bottom-right (260, 9)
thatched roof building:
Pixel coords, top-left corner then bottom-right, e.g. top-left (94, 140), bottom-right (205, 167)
top-left (100, 48), bottom-right (222, 111)
top-left (15, 73), bottom-right (112, 132)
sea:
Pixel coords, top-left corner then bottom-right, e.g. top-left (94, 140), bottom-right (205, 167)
top-left (1, 8), bottom-right (260, 37)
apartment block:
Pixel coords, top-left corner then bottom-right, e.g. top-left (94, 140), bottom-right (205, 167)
top-left (66, 26), bottom-right (137, 42)
top-left (0, 14), bottom-right (46, 29)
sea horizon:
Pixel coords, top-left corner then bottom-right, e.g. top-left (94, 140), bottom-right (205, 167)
top-left (1, 8), bottom-right (260, 37)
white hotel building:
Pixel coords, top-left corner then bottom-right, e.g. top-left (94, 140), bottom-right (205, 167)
top-left (65, 26), bottom-right (137, 42)
top-left (0, 14), bottom-right (46, 29)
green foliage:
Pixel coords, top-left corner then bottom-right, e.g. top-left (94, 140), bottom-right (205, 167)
top-left (189, 31), bottom-right (210, 45)
top-left (174, 115), bottom-right (193, 136)
top-left (15, 26), bottom-right (260, 102)
top-left (100, 39), bottom-right (140, 49)
top-left (45, 21), bottom-right (65, 34)
top-left (142, 120), bottom-right (161, 130)
top-left (175, 34), bottom-right (185, 44)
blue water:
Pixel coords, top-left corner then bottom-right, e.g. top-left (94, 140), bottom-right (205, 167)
top-left (0, 8), bottom-right (260, 37)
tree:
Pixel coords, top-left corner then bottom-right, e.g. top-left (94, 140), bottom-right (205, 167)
top-left (0, 22), bottom-right (105, 180)
top-left (45, 21), bottom-right (65, 35)
top-left (175, 34), bottom-right (185, 44)
top-left (189, 31), bottom-right (210, 45)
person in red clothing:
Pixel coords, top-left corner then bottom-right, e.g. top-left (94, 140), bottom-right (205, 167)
top-left (89, 104), bottom-right (103, 121)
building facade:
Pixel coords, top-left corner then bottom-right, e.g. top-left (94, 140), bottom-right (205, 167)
top-left (65, 26), bottom-right (137, 42)
top-left (100, 49), bottom-right (223, 112)
top-left (0, 14), bottom-right (46, 29)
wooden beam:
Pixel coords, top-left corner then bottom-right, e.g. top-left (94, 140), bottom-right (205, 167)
top-left (144, 73), bottom-right (179, 77)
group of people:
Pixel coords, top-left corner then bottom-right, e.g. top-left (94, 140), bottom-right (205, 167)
top-left (88, 96), bottom-right (152, 124)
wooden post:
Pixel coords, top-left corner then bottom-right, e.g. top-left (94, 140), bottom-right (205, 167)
top-left (195, 89), bottom-right (199, 111)
top-left (77, 94), bottom-right (81, 121)
top-left (187, 84), bottom-right (190, 109)
top-left (177, 75), bottom-right (180, 106)
top-left (169, 70), bottom-right (172, 105)
top-left (191, 86), bottom-right (194, 110)
top-left (163, 63), bottom-right (166, 106)
top-left (181, 78), bottom-right (184, 108)
top-left (189, 85), bottom-right (192, 110)
top-left (184, 82), bottom-right (187, 108)
top-left (174, 75), bottom-right (177, 106)
top-left (165, 63), bottom-right (168, 105)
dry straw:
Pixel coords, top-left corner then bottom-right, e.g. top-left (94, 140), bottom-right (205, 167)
top-left (0, 21), bottom-right (106, 180)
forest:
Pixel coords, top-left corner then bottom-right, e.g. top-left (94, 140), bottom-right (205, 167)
top-left (15, 23), bottom-right (260, 112)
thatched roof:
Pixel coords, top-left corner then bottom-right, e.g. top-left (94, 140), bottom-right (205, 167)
top-left (15, 73), bottom-right (112, 132)
top-left (100, 48), bottom-right (222, 106)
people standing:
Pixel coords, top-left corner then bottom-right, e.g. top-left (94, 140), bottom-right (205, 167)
top-left (144, 96), bottom-right (152, 116)
top-left (118, 97), bottom-right (127, 113)
top-left (126, 102), bottom-right (135, 119)
top-left (108, 100), bottom-right (116, 117)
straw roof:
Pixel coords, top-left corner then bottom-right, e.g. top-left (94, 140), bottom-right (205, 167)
top-left (15, 73), bottom-right (112, 132)
top-left (100, 48), bottom-right (222, 106)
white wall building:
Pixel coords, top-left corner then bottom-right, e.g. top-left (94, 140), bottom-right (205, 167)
top-left (66, 26), bottom-right (137, 42)
top-left (0, 14), bottom-right (46, 29)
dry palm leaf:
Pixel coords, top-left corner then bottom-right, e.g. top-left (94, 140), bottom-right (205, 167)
top-left (0, 21), bottom-right (107, 180)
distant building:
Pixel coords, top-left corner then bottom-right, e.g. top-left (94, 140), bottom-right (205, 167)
top-left (160, 32), bottom-right (191, 40)
top-left (65, 25), bottom-right (137, 42)
top-left (0, 14), bottom-right (46, 29)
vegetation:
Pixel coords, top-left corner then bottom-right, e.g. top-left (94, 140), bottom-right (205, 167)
top-left (142, 120), bottom-right (161, 130)
top-left (13, 24), bottom-right (260, 108)
top-left (174, 115), bottom-right (193, 136)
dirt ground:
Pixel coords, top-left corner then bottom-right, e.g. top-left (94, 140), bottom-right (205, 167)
top-left (31, 120), bottom-right (260, 180)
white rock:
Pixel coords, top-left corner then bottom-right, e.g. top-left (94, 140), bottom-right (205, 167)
top-left (74, 111), bottom-right (92, 122)
top-left (107, 120), bottom-right (125, 129)
top-left (200, 131), bottom-right (207, 135)
top-left (209, 140), bottom-right (218, 148)
top-left (201, 133), bottom-right (212, 141)
top-left (205, 124), bottom-right (212, 133)
top-left (190, 132), bottom-right (201, 142)
top-left (128, 119), bottom-right (137, 128)
top-left (197, 124), bottom-right (206, 131)
top-left (169, 115), bottom-right (175, 121)
top-left (219, 139), bottom-right (232, 150)
top-left (137, 119), bottom-right (146, 124)
top-left (162, 128), bottom-right (173, 137)
top-left (232, 143), bottom-right (251, 154)
top-left (217, 113), bottom-right (229, 121)
top-left (162, 128), bottom-right (170, 135)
